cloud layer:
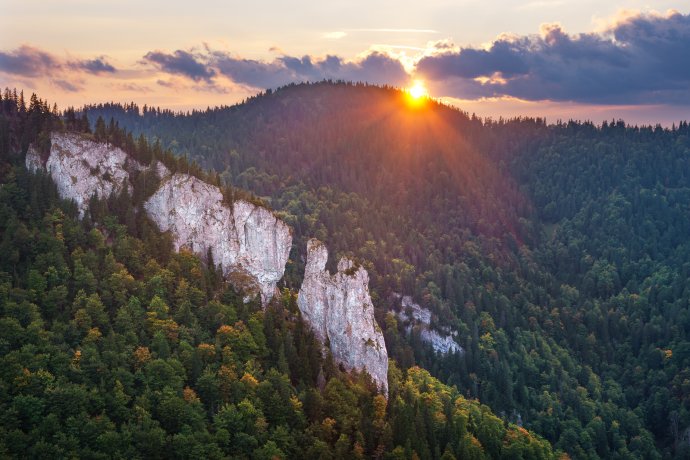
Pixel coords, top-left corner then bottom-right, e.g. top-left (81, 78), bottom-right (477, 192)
top-left (416, 11), bottom-right (690, 104)
top-left (1, 11), bottom-right (689, 106)
top-left (0, 45), bottom-right (59, 77)
top-left (140, 48), bottom-right (409, 90)
top-left (0, 45), bottom-right (117, 92)
top-left (143, 50), bottom-right (215, 82)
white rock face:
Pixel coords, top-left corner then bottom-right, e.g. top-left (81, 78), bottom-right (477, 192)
top-left (298, 239), bottom-right (389, 395)
top-left (396, 295), bottom-right (463, 355)
top-left (144, 174), bottom-right (291, 304)
top-left (27, 133), bottom-right (134, 217)
top-left (27, 132), bottom-right (291, 305)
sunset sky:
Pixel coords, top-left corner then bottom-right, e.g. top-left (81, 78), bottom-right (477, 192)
top-left (1, 0), bottom-right (689, 125)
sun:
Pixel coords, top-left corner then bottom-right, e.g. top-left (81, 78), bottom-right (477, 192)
top-left (408, 80), bottom-right (428, 100)
top-left (406, 80), bottom-right (429, 107)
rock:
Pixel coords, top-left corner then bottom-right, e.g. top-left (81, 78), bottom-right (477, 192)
top-left (27, 132), bottom-right (134, 217)
top-left (28, 132), bottom-right (291, 305)
top-left (144, 174), bottom-right (292, 304)
top-left (395, 295), bottom-right (462, 355)
top-left (298, 239), bottom-right (389, 395)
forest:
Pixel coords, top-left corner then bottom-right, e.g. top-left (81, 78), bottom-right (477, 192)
top-left (82, 81), bottom-right (690, 459)
top-left (0, 88), bottom-right (553, 459)
top-left (1, 81), bottom-right (690, 458)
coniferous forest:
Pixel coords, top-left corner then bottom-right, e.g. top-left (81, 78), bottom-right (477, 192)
top-left (2, 81), bottom-right (690, 459)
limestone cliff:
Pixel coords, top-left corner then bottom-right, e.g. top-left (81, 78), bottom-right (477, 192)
top-left (144, 174), bottom-right (291, 303)
top-left (26, 132), bottom-right (135, 217)
top-left (27, 132), bottom-right (291, 304)
top-left (298, 239), bottom-right (389, 395)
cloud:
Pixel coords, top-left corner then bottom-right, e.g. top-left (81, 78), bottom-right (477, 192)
top-left (52, 79), bottom-right (82, 92)
top-left (516, 0), bottom-right (565, 10)
top-left (349, 28), bottom-right (439, 34)
top-left (156, 79), bottom-right (177, 88)
top-left (143, 49), bottom-right (216, 82)
top-left (69, 57), bottom-right (116, 74)
top-left (210, 50), bottom-right (409, 88)
top-left (112, 82), bottom-right (152, 93)
top-left (324, 31), bottom-right (347, 39)
top-left (141, 45), bottom-right (410, 90)
top-left (0, 45), bottom-right (60, 77)
top-left (0, 45), bottom-right (118, 79)
top-left (415, 11), bottom-right (690, 104)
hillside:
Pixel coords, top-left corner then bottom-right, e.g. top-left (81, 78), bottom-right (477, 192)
top-left (0, 90), bottom-right (554, 459)
top-left (84, 82), bottom-right (690, 458)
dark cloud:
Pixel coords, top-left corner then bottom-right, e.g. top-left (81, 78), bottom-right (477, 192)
top-left (0, 45), bottom-right (118, 79)
top-left (52, 79), bottom-right (81, 92)
top-left (143, 50), bottom-right (215, 82)
top-left (211, 55), bottom-right (289, 88)
top-left (416, 11), bottom-right (690, 104)
top-left (0, 45), bottom-right (60, 77)
top-left (156, 79), bottom-right (176, 88)
top-left (420, 41), bottom-right (530, 79)
top-left (210, 50), bottom-right (408, 88)
top-left (69, 57), bottom-right (116, 74)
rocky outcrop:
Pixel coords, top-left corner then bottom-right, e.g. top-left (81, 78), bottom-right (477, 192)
top-left (27, 132), bottom-right (291, 304)
top-left (395, 295), bottom-right (462, 354)
top-left (144, 174), bottom-right (291, 303)
top-left (298, 239), bottom-right (388, 395)
top-left (27, 132), bottom-right (134, 217)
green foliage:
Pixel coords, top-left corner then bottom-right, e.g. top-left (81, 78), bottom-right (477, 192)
top-left (0, 106), bottom-right (551, 459)
top-left (84, 82), bottom-right (690, 458)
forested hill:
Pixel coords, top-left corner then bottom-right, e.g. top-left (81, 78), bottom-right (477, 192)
top-left (86, 83), bottom-right (531, 241)
top-left (84, 81), bottom-right (690, 459)
top-left (0, 89), bottom-right (556, 458)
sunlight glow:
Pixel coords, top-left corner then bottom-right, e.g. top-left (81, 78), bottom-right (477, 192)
top-left (408, 80), bottom-right (428, 100)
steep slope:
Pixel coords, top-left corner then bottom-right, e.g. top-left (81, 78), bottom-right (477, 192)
top-left (0, 158), bottom-right (555, 459)
top-left (3, 92), bottom-right (559, 459)
top-left (81, 83), bottom-right (690, 458)
top-left (26, 131), bottom-right (390, 393)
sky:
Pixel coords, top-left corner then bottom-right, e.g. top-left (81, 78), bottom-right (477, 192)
top-left (1, 0), bottom-right (689, 125)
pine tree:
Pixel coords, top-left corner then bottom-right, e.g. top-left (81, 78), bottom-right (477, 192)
top-left (94, 116), bottom-right (106, 141)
